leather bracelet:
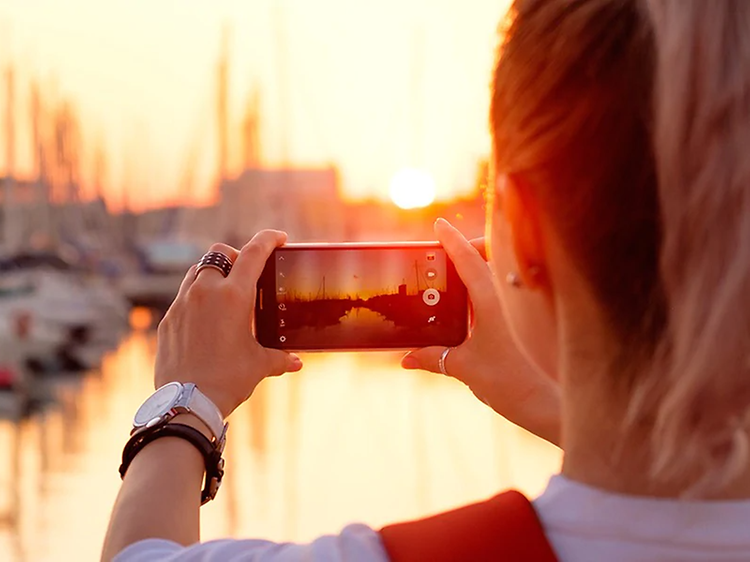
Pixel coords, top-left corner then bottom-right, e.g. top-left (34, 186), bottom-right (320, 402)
top-left (119, 423), bottom-right (225, 505)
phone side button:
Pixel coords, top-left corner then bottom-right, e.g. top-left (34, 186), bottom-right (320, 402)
top-left (259, 289), bottom-right (263, 309)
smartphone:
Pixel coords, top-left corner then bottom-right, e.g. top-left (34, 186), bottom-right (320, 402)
top-left (255, 242), bottom-right (469, 351)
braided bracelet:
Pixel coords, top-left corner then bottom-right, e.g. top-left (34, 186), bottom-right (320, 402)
top-left (119, 423), bottom-right (225, 505)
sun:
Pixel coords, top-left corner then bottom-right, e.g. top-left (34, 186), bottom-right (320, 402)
top-left (389, 168), bottom-right (437, 209)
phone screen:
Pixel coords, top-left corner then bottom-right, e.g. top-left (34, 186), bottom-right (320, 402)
top-left (255, 243), bottom-right (468, 350)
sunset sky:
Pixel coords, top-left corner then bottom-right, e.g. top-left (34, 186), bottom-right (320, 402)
top-left (0, 0), bottom-right (510, 210)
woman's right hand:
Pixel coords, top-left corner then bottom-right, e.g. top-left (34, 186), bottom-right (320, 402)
top-left (155, 231), bottom-right (302, 419)
top-left (402, 219), bottom-right (562, 446)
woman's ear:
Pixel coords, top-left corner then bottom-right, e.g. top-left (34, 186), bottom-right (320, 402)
top-left (501, 174), bottom-right (547, 289)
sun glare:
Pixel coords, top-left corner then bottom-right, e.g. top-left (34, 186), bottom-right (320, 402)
top-left (389, 168), bottom-right (437, 209)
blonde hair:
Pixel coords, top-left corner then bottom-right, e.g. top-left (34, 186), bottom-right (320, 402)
top-left (641, 0), bottom-right (750, 494)
top-left (491, 0), bottom-right (750, 495)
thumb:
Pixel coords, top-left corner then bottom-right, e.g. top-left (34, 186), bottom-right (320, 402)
top-left (402, 346), bottom-right (460, 377)
top-left (263, 348), bottom-right (304, 377)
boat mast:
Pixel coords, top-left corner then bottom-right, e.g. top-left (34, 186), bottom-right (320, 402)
top-left (273, 1), bottom-right (290, 166)
top-left (3, 65), bottom-right (16, 250)
top-left (216, 24), bottom-right (230, 190)
top-left (30, 82), bottom-right (53, 246)
top-left (242, 88), bottom-right (261, 169)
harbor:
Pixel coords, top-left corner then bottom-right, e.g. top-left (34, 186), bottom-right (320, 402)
top-left (0, 176), bottom-right (560, 560)
top-left (0, 310), bottom-right (560, 561)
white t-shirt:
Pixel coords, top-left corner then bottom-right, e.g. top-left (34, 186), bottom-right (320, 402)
top-left (114, 475), bottom-right (750, 561)
top-left (114, 524), bottom-right (389, 562)
top-left (535, 475), bottom-right (750, 562)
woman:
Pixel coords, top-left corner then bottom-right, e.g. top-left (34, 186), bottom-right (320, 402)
top-left (103, 0), bottom-right (750, 560)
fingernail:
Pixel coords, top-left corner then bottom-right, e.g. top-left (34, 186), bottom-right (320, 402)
top-left (401, 355), bottom-right (419, 369)
top-left (435, 218), bottom-right (454, 231)
top-left (290, 355), bottom-right (303, 371)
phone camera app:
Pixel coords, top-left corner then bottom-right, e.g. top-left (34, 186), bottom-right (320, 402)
top-left (267, 247), bottom-right (459, 349)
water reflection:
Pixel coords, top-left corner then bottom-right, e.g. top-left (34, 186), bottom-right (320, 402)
top-left (0, 318), bottom-right (561, 561)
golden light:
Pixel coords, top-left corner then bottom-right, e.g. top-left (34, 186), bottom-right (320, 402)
top-left (129, 307), bottom-right (154, 331)
top-left (389, 168), bottom-right (437, 209)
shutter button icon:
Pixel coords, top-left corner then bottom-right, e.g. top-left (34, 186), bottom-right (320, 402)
top-left (422, 289), bottom-right (440, 306)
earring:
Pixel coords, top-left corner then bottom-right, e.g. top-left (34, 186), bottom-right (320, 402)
top-left (506, 272), bottom-right (523, 288)
top-left (506, 266), bottom-right (541, 289)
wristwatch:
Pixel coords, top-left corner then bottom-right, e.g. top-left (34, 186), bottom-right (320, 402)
top-left (122, 382), bottom-right (228, 504)
top-left (132, 381), bottom-right (227, 443)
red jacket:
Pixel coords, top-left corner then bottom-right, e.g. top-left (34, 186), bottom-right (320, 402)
top-left (380, 490), bottom-right (558, 561)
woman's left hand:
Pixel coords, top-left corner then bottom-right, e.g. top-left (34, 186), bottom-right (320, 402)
top-left (154, 230), bottom-right (303, 418)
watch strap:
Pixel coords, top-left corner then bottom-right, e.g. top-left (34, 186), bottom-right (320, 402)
top-left (119, 423), bottom-right (225, 505)
top-left (186, 385), bottom-right (225, 442)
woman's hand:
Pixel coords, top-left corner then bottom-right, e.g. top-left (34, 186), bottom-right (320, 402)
top-left (402, 219), bottom-right (562, 446)
top-left (154, 230), bottom-right (302, 418)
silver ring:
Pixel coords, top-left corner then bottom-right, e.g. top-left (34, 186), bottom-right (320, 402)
top-left (438, 347), bottom-right (453, 377)
top-left (195, 251), bottom-right (233, 278)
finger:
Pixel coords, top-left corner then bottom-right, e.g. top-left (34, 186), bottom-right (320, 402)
top-left (230, 230), bottom-right (288, 294)
top-left (401, 346), bottom-right (466, 379)
top-left (435, 219), bottom-right (498, 315)
top-left (263, 348), bottom-right (303, 377)
top-left (469, 237), bottom-right (488, 261)
top-left (193, 243), bottom-right (240, 285)
top-left (175, 264), bottom-right (198, 300)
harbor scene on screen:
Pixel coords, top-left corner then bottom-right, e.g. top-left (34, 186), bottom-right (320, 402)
top-left (274, 248), bottom-right (463, 348)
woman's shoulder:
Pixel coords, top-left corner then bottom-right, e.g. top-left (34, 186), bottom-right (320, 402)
top-left (535, 475), bottom-right (750, 562)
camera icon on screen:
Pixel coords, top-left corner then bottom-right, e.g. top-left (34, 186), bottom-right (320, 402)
top-left (422, 288), bottom-right (440, 306)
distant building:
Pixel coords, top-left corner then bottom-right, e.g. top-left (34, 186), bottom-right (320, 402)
top-left (0, 177), bottom-right (40, 205)
top-left (218, 166), bottom-right (345, 242)
top-left (0, 176), bottom-right (114, 249)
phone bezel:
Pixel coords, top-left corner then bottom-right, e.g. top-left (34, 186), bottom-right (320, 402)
top-left (254, 242), bottom-right (469, 352)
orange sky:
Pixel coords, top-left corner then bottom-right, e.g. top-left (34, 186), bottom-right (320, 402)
top-left (0, 0), bottom-right (510, 210)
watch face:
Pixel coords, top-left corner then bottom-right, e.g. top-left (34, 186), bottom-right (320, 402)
top-left (134, 382), bottom-right (182, 426)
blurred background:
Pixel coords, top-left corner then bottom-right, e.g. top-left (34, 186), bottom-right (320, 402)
top-left (0, 1), bottom-right (560, 560)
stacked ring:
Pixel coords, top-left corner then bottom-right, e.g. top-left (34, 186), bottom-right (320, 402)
top-left (195, 251), bottom-right (234, 278)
